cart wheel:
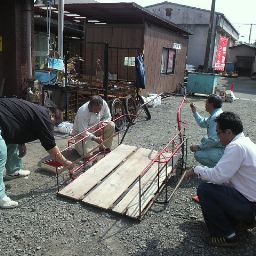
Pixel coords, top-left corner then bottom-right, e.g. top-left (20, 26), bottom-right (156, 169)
top-left (137, 95), bottom-right (151, 120)
top-left (111, 98), bottom-right (126, 131)
top-left (124, 95), bottom-right (137, 123)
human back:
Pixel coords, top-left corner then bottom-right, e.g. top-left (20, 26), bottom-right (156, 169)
top-left (0, 97), bottom-right (55, 149)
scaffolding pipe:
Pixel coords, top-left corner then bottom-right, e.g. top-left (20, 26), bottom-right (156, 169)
top-left (58, 0), bottom-right (64, 58)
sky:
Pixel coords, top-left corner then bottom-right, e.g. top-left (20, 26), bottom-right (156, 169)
top-left (99, 0), bottom-right (256, 43)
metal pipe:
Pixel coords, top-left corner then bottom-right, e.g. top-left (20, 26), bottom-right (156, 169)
top-left (58, 0), bottom-right (64, 58)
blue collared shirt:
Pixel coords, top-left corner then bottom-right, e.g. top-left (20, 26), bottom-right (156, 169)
top-left (193, 108), bottom-right (224, 150)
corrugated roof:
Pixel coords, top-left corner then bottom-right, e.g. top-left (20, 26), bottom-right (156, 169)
top-left (62, 2), bottom-right (190, 35)
top-left (229, 43), bottom-right (256, 49)
top-left (64, 0), bottom-right (97, 3)
top-left (146, 1), bottom-right (239, 35)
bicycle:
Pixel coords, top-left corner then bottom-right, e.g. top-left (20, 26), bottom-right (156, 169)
top-left (124, 87), bottom-right (151, 123)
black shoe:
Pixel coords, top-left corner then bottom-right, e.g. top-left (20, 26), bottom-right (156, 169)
top-left (206, 235), bottom-right (239, 247)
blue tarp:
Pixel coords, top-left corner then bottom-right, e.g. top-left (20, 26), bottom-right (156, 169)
top-left (135, 54), bottom-right (146, 89)
top-left (47, 58), bottom-right (64, 71)
top-left (34, 70), bottom-right (58, 85)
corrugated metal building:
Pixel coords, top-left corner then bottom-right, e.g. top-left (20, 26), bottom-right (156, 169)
top-left (146, 1), bottom-right (239, 71)
top-left (0, 1), bottom-right (190, 97)
top-left (34, 2), bottom-right (190, 95)
top-left (228, 44), bottom-right (256, 76)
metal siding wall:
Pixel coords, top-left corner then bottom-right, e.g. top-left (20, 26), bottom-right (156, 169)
top-left (143, 23), bottom-right (188, 94)
top-left (86, 25), bottom-right (143, 49)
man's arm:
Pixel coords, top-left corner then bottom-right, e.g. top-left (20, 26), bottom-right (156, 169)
top-left (193, 112), bottom-right (208, 128)
top-left (48, 146), bottom-right (73, 168)
top-left (198, 110), bottom-right (223, 150)
top-left (73, 107), bottom-right (103, 144)
top-left (194, 143), bottom-right (243, 184)
top-left (190, 103), bottom-right (208, 128)
top-left (100, 100), bottom-right (112, 122)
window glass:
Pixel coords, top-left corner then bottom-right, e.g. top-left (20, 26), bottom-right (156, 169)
top-left (161, 48), bottom-right (176, 74)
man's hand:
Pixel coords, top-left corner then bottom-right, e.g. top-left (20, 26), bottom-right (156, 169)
top-left (63, 160), bottom-right (75, 170)
top-left (184, 168), bottom-right (197, 180)
top-left (190, 102), bottom-right (196, 113)
top-left (190, 144), bottom-right (200, 152)
top-left (93, 136), bottom-right (103, 144)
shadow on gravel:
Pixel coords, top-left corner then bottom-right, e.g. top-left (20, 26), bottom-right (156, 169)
top-left (132, 220), bottom-right (256, 256)
top-left (98, 218), bottom-right (138, 242)
top-left (5, 178), bottom-right (58, 207)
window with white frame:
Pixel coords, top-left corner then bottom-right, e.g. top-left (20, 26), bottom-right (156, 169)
top-left (160, 48), bottom-right (176, 74)
top-left (124, 57), bottom-right (135, 66)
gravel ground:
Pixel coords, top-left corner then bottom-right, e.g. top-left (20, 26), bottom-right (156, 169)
top-left (1, 77), bottom-right (256, 256)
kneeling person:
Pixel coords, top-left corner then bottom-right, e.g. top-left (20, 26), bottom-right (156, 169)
top-left (185, 112), bottom-right (256, 247)
top-left (190, 94), bottom-right (224, 167)
top-left (72, 96), bottom-right (115, 156)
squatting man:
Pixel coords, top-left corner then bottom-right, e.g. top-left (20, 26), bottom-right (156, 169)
top-left (190, 94), bottom-right (224, 168)
top-left (185, 112), bottom-right (256, 247)
top-left (72, 95), bottom-right (115, 157)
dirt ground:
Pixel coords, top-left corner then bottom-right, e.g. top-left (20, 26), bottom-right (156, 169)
top-left (1, 76), bottom-right (256, 256)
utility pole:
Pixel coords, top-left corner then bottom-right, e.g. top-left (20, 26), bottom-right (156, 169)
top-left (203, 0), bottom-right (216, 72)
top-left (249, 23), bottom-right (252, 44)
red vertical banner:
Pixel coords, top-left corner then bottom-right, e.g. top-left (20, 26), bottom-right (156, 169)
top-left (214, 36), bottom-right (229, 71)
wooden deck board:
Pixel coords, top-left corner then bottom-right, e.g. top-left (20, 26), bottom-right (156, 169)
top-left (58, 144), bottom-right (137, 200)
top-left (58, 143), bottom-right (183, 220)
top-left (82, 148), bottom-right (158, 209)
top-left (113, 155), bottom-right (179, 218)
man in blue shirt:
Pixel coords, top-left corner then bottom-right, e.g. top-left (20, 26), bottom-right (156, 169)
top-left (190, 94), bottom-right (224, 167)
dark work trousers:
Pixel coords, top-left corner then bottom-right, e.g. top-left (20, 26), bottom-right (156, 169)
top-left (197, 182), bottom-right (256, 237)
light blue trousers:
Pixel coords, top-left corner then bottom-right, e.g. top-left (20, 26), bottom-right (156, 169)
top-left (194, 147), bottom-right (224, 168)
top-left (0, 131), bottom-right (22, 199)
top-left (0, 132), bottom-right (7, 199)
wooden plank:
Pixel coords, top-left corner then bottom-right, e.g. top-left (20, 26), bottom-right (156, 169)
top-left (112, 161), bottom-right (161, 216)
top-left (113, 154), bottom-right (180, 218)
top-left (82, 148), bottom-right (158, 209)
top-left (58, 144), bottom-right (137, 200)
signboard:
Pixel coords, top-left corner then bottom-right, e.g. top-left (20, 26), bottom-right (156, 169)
top-left (173, 43), bottom-right (181, 50)
top-left (214, 36), bottom-right (229, 71)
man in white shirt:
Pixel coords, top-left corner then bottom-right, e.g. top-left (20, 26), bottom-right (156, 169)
top-left (72, 96), bottom-right (115, 156)
top-left (185, 112), bottom-right (256, 247)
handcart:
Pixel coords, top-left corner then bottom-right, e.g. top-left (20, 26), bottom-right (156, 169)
top-left (41, 96), bottom-right (188, 220)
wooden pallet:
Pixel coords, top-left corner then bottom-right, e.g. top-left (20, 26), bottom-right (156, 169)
top-left (58, 144), bottom-right (180, 219)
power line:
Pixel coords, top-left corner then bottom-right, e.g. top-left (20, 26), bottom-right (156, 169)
top-left (233, 23), bottom-right (256, 25)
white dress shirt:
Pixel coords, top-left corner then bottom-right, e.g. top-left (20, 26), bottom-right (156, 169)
top-left (72, 99), bottom-right (111, 139)
top-left (194, 132), bottom-right (256, 202)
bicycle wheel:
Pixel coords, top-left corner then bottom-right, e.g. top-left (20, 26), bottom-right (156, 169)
top-left (137, 95), bottom-right (151, 120)
top-left (124, 95), bottom-right (137, 123)
top-left (110, 98), bottom-right (126, 131)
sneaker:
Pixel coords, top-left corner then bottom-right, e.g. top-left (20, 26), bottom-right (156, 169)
top-left (8, 169), bottom-right (31, 178)
top-left (0, 196), bottom-right (18, 209)
top-left (206, 235), bottom-right (239, 247)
